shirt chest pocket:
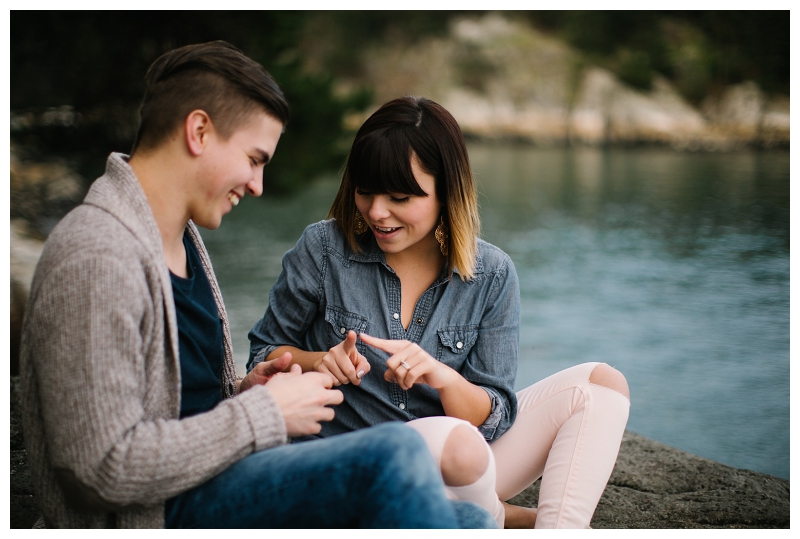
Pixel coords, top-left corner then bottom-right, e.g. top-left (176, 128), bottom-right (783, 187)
top-left (436, 325), bottom-right (479, 369)
top-left (325, 305), bottom-right (368, 352)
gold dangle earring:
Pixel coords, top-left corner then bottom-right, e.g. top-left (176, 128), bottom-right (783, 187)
top-left (354, 209), bottom-right (368, 235)
top-left (435, 215), bottom-right (449, 256)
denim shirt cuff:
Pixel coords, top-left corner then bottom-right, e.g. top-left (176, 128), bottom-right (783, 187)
top-left (477, 386), bottom-right (505, 441)
top-left (247, 345), bottom-right (277, 373)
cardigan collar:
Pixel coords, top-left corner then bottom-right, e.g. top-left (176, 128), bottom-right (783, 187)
top-left (83, 153), bottom-right (166, 263)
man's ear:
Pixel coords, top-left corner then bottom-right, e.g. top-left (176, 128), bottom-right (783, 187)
top-left (184, 110), bottom-right (213, 156)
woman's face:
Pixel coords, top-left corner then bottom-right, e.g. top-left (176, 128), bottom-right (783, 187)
top-left (354, 154), bottom-right (441, 258)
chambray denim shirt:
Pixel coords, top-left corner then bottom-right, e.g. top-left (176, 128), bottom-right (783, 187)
top-left (247, 219), bottom-right (520, 442)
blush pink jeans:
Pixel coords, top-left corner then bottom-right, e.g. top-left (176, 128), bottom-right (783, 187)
top-left (406, 362), bottom-right (630, 528)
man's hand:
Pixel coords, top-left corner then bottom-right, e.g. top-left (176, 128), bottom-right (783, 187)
top-left (265, 364), bottom-right (344, 437)
top-left (239, 352), bottom-right (293, 393)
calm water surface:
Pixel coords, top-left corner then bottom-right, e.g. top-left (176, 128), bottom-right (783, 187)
top-left (200, 145), bottom-right (789, 480)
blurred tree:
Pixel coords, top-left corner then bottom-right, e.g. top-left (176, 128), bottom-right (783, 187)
top-left (525, 10), bottom-right (788, 100)
top-left (10, 11), bottom-right (370, 193)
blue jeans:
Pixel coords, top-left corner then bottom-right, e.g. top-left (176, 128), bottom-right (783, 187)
top-left (165, 422), bottom-right (496, 528)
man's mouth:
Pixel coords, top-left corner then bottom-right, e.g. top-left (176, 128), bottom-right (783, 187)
top-left (228, 193), bottom-right (240, 207)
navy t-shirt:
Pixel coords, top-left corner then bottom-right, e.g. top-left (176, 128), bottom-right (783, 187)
top-left (170, 232), bottom-right (224, 418)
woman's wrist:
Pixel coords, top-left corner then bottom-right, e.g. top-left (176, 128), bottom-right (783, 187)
top-left (431, 363), bottom-right (461, 390)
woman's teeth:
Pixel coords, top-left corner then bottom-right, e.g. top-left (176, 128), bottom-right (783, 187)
top-left (228, 193), bottom-right (240, 206)
top-left (375, 226), bottom-right (398, 233)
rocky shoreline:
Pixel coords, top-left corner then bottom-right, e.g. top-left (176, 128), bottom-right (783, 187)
top-left (339, 14), bottom-right (789, 152)
top-left (10, 376), bottom-right (789, 529)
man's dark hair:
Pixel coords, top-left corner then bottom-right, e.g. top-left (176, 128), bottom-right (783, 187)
top-left (131, 40), bottom-right (289, 154)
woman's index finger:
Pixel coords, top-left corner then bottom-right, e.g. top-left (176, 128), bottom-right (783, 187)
top-left (359, 333), bottom-right (402, 353)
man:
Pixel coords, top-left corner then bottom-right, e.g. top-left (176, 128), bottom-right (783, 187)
top-left (19, 41), bottom-right (495, 528)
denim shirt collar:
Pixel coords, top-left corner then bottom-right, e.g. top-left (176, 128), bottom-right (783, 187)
top-left (347, 233), bottom-right (485, 284)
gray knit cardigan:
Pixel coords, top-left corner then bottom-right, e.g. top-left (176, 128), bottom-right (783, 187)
top-left (20, 153), bottom-right (288, 528)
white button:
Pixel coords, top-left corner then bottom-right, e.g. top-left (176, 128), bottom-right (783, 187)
top-left (393, 313), bottom-right (400, 320)
top-left (456, 341), bottom-right (463, 349)
top-left (340, 327), bottom-right (346, 335)
top-left (399, 403), bottom-right (406, 410)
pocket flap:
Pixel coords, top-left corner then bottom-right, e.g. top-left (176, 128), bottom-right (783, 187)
top-left (325, 305), bottom-right (368, 337)
top-left (437, 326), bottom-right (478, 354)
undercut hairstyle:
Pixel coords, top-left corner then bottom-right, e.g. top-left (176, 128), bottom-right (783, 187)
top-left (329, 96), bottom-right (481, 280)
top-left (131, 40), bottom-right (289, 155)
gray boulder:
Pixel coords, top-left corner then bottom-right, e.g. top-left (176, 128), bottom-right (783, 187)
top-left (508, 431), bottom-right (790, 528)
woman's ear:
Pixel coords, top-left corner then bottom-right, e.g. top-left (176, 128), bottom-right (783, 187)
top-left (184, 110), bottom-right (213, 156)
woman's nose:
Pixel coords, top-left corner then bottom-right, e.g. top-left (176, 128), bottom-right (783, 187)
top-left (367, 196), bottom-right (391, 221)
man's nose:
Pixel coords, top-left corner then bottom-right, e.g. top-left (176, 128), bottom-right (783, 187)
top-left (247, 168), bottom-right (264, 198)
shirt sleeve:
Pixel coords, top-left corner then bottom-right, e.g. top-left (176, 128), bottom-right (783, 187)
top-left (459, 256), bottom-right (521, 442)
top-left (247, 222), bottom-right (327, 372)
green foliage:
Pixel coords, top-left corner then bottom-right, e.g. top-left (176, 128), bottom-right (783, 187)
top-left (615, 49), bottom-right (655, 91)
top-left (263, 62), bottom-right (372, 194)
top-left (525, 10), bottom-right (788, 101)
top-left (299, 11), bottom-right (454, 78)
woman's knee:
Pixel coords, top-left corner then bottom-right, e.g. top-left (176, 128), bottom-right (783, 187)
top-left (589, 363), bottom-right (630, 400)
top-left (440, 424), bottom-right (490, 487)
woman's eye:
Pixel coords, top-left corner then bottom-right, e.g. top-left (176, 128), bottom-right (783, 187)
top-left (356, 188), bottom-right (371, 196)
top-left (390, 195), bottom-right (410, 203)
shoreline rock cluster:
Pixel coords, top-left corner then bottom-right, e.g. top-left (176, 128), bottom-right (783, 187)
top-left (340, 14), bottom-right (789, 151)
top-left (11, 376), bottom-right (788, 529)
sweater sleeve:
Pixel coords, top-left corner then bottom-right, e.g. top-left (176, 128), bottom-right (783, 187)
top-left (26, 253), bottom-right (287, 510)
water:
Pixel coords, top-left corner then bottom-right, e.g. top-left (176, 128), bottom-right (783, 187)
top-left (200, 145), bottom-right (789, 480)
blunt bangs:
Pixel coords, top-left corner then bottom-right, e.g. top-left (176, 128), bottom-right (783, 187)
top-left (348, 128), bottom-right (428, 197)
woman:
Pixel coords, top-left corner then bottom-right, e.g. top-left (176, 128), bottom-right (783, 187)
top-left (248, 97), bottom-right (630, 528)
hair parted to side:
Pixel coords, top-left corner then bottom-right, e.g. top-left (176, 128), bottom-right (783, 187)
top-left (131, 40), bottom-right (289, 155)
top-left (329, 96), bottom-right (481, 281)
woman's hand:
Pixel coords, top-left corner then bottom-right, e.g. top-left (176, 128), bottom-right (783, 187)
top-left (359, 333), bottom-right (458, 391)
top-left (317, 330), bottom-right (371, 386)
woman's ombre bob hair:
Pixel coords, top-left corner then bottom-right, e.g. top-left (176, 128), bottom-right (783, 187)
top-left (329, 96), bottom-right (481, 280)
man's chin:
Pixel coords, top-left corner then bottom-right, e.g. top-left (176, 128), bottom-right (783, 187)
top-left (194, 215), bottom-right (223, 231)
